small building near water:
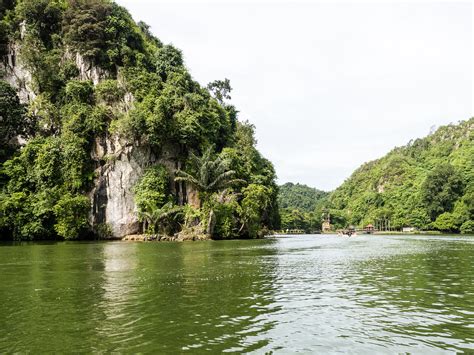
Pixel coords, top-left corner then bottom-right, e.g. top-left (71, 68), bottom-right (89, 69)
top-left (322, 221), bottom-right (331, 232)
top-left (402, 227), bottom-right (416, 233)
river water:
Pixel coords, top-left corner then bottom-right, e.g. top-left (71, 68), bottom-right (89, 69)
top-left (1, 234), bottom-right (473, 353)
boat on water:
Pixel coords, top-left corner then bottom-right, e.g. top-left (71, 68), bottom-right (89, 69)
top-left (338, 226), bottom-right (357, 237)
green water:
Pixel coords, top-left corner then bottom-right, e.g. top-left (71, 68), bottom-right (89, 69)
top-left (1, 235), bottom-right (473, 353)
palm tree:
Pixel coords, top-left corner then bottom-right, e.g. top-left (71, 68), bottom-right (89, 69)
top-left (138, 201), bottom-right (182, 235)
top-left (174, 146), bottom-right (245, 197)
top-left (174, 147), bottom-right (245, 236)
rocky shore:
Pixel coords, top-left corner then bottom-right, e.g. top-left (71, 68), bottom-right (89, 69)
top-left (122, 226), bottom-right (210, 242)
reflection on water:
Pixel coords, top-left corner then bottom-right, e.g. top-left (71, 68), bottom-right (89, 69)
top-left (0, 235), bottom-right (473, 352)
top-left (95, 241), bottom-right (279, 352)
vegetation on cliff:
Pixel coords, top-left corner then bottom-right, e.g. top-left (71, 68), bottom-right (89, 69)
top-left (0, 0), bottom-right (279, 240)
top-left (278, 182), bottom-right (328, 232)
top-left (323, 119), bottom-right (474, 234)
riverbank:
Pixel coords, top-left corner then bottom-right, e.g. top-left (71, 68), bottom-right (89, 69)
top-left (371, 231), bottom-right (473, 236)
top-left (122, 233), bottom-right (210, 242)
top-left (273, 231), bottom-right (473, 237)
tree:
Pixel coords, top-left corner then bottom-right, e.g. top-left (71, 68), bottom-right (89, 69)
top-left (63, 0), bottom-right (144, 69)
top-left (53, 193), bottom-right (90, 239)
top-left (137, 20), bottom-right (162, 47)
top-left (156, 44), bottom-right (184, 79)
top-left (63, 0), bottom-right (111, 61)
top-left (421, 164), bottom-right (465, 221)
top-left (16, 0), bottom-right (64, 49)
top-left (460, 220), bottom-right (474, 235)
top-left (175, 146), bottom-right (245, 200)
top-left (207, 78), bottom-right (232, 105)
top-left (134, 165), bottom-right (171, 211)
top-left (432, 212), bottom-right (457, 233)
top-left (95, 79), bottom-right (125, 104)
top-left (65, 80), bottom-right (94, 103)
top-left (280, 208), bottom-right (309, 231)
top-left (138, 201), bottom-right (182, 235)
top-left (0, 131), bottom-right (91, 240)
top-left (239, 184), bottom-right (272, 238)
top-left (0, 0), bottom-right (15, 57)
top-left (175, 147), bottom-right (245, 236)
top-left (278, 182), bottom-right (328, 212)
top-left (0, 81), bottom-right (27, 161)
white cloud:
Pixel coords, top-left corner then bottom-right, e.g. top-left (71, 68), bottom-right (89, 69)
top-left (117, 0), bottom-right (472, 191)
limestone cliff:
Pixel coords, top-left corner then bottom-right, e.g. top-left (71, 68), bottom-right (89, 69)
top-left (0, 0), bottom-right (279, 241)
top-left (89, 136), bottom-right (199, 238)
top-left (1, 42), bottom-right (198, 238)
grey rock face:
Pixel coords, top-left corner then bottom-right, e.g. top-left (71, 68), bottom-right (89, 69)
top-left (75, 52), bottom-right (109, 85)
top-left (90, 137), bottom-right (199, 238)
top-left (1, 43), bottom-right (35, 103)
top-left (90, 136), bottom-right (157, 238)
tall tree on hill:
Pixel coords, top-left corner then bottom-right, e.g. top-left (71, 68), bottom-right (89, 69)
top-left (421, 163), bottom-right (464, 221)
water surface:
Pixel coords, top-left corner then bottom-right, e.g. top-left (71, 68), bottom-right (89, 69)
top-left (1, 235), bottom-right (473, 352)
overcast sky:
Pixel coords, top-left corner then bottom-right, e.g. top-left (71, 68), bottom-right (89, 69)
top-left (117, 0), bottom-right (472, 191)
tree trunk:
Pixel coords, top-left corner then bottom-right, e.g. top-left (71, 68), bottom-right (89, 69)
top-left (207, 209), bottom-right (216, 237)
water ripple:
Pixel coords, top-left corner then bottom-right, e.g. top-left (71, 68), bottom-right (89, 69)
top-left (0, 235), bottom-right (473, 352)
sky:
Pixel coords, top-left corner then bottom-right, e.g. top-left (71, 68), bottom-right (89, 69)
top-left (117, 0), bottom-right (473, 191)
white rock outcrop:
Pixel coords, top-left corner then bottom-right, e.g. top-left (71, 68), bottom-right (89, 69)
top-left (1, 43), bottom-right (35, 103)
top-left (89, 136), bottom-right (157, 238)
top-left (90, 137), bottom-right (199, 238)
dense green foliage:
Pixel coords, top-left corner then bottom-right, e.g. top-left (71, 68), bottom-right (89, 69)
top-left (0, 134), bottom-right (91, 240)
top-left (278, 182), bottom-right (328, 212)
top-left (323, 119), bottom-right (473, 233)
top-left (0, 80), bottom-right (27, 161)
top-left (134, 165), bottom-right (171, 213)
top-left (175, 133), bottom-right (279, 239)
top-left (277, 182), bottom-right (328, 232)
top-left (175, 146), bottom-right (245, 198)
top-left (3, 0), bottom-right (470, 240)
top-left (0, 0), bottom-right (279, 240)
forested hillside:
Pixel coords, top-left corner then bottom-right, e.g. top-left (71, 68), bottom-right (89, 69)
top-left (278, 182), bottom-right (327, 212)
top-left (323, 119), bottom-right (474, 234)
top-left (0, 0), bottom-right (279, 240)
top-left (278, 183), bottom-right (328, 231)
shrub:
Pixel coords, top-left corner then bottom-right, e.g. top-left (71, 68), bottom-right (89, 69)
top-left (65, 80), bottom-right (94, 103)
top-left (0, 81), bottom-right (26, 160)
top-left (432, 212), bottom-right (458, 233)
top-left (95, 79), bottom-right (124, 104)
top-left (460, 220), bottom-right (474, 235)
top-left (240, 184), bottom-right (272, 238)
top-left (53, 193), bottom-right (90, 239)
top-left (134, 165), bottom-right (171, 212)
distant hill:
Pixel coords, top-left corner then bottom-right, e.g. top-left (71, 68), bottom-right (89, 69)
top-left (277, 182), bottom-right (328, 232)
top-left (323, 118), bottom-right (474, 234)
top-left (278, 182), bottom-right (328, 213)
